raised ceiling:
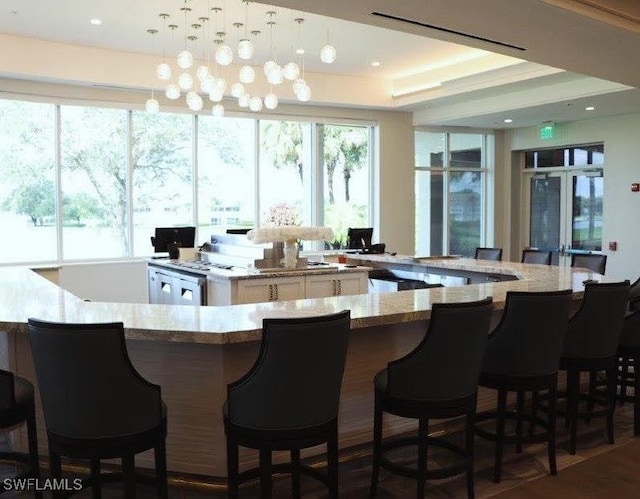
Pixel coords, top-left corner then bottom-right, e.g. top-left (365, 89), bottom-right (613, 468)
top-left (1, 0), bottom-right (639, 129)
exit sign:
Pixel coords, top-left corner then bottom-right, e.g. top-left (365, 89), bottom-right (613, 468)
top-left (539, 124), bottom-right (555, 140)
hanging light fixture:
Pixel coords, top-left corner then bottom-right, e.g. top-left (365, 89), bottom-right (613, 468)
top-left (320, 27), bottom-right (337, 64)
top-left (177, 5), bottom-right (194, 69)
top-left (237, 0), bottom-right (254, 60)
top-left (148, 0), bottom-right (329, 115)
top-left (145, 29), bottom-right (160, 113)
top-left (156, 14), bottom-right (172, 80)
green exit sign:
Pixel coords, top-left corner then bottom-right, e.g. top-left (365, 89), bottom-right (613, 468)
top-left (539, 124), bottom-right (555, 140)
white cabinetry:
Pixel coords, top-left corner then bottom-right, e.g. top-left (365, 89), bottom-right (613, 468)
top-left (206, 270), bottom-right (368, 306)
top-left (305, 273), bottom-right (368, 298)
top-left (236, 277), bottom-right (305, 304)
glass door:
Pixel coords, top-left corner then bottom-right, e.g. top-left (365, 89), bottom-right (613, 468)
top-left (525, 169), bottom-right (603, 266)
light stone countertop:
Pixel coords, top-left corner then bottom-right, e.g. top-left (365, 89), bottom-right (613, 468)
top-left (148, 259), bottom-right (371, 280)
top-left (0, 260), bottom-right (606, 345)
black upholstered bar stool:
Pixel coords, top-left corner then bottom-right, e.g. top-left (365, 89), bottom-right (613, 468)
top-left (556, 281), bottom-right (629, 455)
top-left (617, 310), bottom-right (640, 435)
top-left (370, 298), bottom-right (494, 498)
top-left (0, 369), bottom-right (41, 498)
top-left (27, 319), bottom-right (168, 498)
top-left (475, 247), bottom-right (502, 261)
top-left (570, 253), bottom-right (607, 274)
top-left (474, 290), bottom-right (573, 483)
top-left (521, 249), bottom-right (552, 265)
top-left (224, 310), bottom-right (350, 499)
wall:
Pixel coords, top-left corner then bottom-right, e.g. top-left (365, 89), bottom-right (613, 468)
top-left (58, 261), bottom-right (148, 303)
top-left (502, 113), bottom-right (640, 281)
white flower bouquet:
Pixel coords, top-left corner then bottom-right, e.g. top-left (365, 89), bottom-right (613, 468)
top-left (247, 226), bottom-right (334, 244)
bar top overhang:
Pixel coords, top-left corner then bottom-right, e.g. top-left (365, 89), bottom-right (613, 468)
top-left (0, 257), bottom-right (605, 344)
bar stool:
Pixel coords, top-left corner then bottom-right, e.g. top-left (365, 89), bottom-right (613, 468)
top-left (556, 281), bottom-right (629, 454)
top-left (617, 310), bottom-right (640, 435)
top-left (474, 290), bottom-right (573, 483)
top-left (570, 253), bottom-right (607, 274)
top-left (27, 319), bottom-right (168, 498)
top-left (370, 298), bottom-right (494, 498)
top-left (0, 369), bottom-right (41, 498)
top-left (475, 247), bottom-right (502, 261)
top-left (224, 310), bottom-right (350, 499)
top-left (521, 249), bottom-right (552, 265)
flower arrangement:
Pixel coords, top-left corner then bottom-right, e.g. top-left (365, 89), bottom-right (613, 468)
top-left (263, 202), bottom-right (298, 227)
top-left (247, 226), bottom-right (334, 244)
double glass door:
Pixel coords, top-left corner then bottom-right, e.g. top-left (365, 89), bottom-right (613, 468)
top-left (525, 169), bottom-right (603, 266)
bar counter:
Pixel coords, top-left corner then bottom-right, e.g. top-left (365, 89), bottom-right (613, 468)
top-left (0, 259), bottom-right (605, 479)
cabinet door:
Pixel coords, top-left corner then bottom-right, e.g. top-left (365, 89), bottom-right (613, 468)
top-left (336, 274), bottom-right (367, 296)
top-left (306, 272), bottom-right (368, 298)
top-left (236, 277), bottom-right (304, 304)
top-left (305, 274), bottom-right (340, 298)
top-left (174, 278), bottom-right (205, 306)
top-left (156, 271), bottom-right (175, 304)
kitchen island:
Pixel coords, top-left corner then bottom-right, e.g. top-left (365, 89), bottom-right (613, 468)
top-left (0, 258), bottom-right (606, 481)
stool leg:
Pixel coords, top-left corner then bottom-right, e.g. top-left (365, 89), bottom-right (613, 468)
top-left (122, 455), bottom-right (136, 499)
top-left (291, 449), bottom-right (301, 499)
top-left (547, 381), bottom-right (558, 475)
top-left (417, 418), bottom-right (428, 498)
top-left (327, 424), bottom-right (339, 499)
top-left (260, 449), bottom-right (273, 499)
top-left (370, 399), bottom-right (383, 497)
top-left (226, 433), bottom-right (239, 499)
top-left (465, 409), bottom-right (475, 499)
top-left (154, 437), bottom-right (168, 499)
top-left (516, 391), bottom-right (524, 454)
top-left (26, 404), bottom-right (40, 482)
top-left (529, 391), bottom-right (538, 438)
top-left (50, 450), bottom-right (63, 499)
top-left (620, 355), bottom-right (629, 405)
top-left (91, 459), bottom-right (102, 499)
top-left (494, 389), bottom-right (507, 483)
top-left (567, 369), bottom-right (580, 455)
top-left (606, 366), bottom-right (617, 444)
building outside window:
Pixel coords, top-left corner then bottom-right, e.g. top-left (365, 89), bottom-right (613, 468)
top-left (415, 131), bottom-right (493, 257)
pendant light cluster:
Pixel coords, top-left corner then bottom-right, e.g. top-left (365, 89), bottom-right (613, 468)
top-left (145, 0), bottom-right (337, 117)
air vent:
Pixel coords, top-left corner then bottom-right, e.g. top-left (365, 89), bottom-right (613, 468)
top-left (371, 11), bottom-right (526, 51)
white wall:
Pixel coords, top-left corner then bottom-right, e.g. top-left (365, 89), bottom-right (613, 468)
top-left (501, 113), bottom-right (640, 281)
top-left (58, 261), bottom-right (148, 303)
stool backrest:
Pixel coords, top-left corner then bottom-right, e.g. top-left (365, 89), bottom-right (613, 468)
top-left (482, 290), bottom-right (573, 377)
top-left (563, 281), bottom-right (630, 358)
top-left (227, 310), bottom-right (350, 429)
top-left (27, 319), bottom-right (162, 440)
top-left (475, 247), bottom-right (502, 261)
top-left (629, 276), bottom-right (640, 312)
top-left (521, 249), bottom-right (552, 265)
top-left (571, 253), bottom-right (607, 274)
top-left (387, 298), bottom-right (493, 401)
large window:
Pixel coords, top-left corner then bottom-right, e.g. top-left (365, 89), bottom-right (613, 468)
top-left (60, 105), bottom-right (128, 259)
top-left (0, 100), bottom-right (56, 263)
top-left (132, 111), bottom-right (193, 256)
top-left (415, 131), bottom-right (491, 257)
top-left (0, 97), bottom-right (375, 264)
top-left (320, 124), bottom-right (371, 248)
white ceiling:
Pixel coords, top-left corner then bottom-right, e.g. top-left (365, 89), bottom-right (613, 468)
top-left (2, 0), bottom-right (639, 129)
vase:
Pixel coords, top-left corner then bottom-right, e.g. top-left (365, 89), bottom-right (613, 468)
top-left (282, 239), bottom-right (299, 269)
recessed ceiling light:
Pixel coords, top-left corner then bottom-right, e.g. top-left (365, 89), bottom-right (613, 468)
top-left (371, 61), bottom-right (381, 67)
top-left (295, 48), bottom-right (305, 55)
top-left (504, 118), bottom-right (513, 123)
top-left (90, 18), bottom-right (102, 25)
top-left (585, 106), bottom-right (595, 111)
